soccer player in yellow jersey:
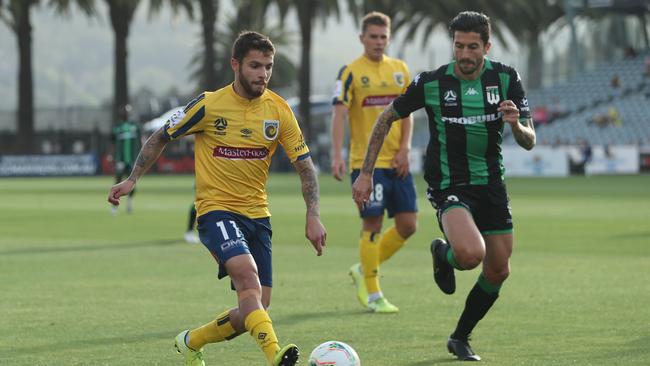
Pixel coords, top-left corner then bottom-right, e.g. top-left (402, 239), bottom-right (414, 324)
top-left (331, 12), bottom-right (417, 313)
top-left (108, 31), bottom-right (326, 366)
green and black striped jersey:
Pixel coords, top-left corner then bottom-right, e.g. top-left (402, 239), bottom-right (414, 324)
top-left (393, 58), bottom-right (530, 190)
top-left (111, 120), bottom-right (141, 165)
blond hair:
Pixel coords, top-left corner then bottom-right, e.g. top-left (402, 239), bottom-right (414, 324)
top-left (361, 11), bottom-right (391, 33)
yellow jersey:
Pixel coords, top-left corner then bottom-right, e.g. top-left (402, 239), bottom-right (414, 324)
top-left (332, 55), bottom-right (410, 169)
top-left (164, 84), bottom-right (310, 219)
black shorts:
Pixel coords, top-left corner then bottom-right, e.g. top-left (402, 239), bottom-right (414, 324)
top-left (427, 182), bottom-right (513, 235)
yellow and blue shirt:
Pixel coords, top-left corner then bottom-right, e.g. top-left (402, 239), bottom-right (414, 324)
top-left (164, 85), bottom-right (310, 218)
top-left (332, 55), bottom-right (410, 169)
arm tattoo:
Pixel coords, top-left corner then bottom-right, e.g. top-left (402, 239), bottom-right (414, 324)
top-left (512, 117), bottom-right (536, 151)
top-left (127, 128), bottom-right (170, 183)
top-left (293, 157), bottom-right (320, 217)
top-left (361, 105), bottom-right (400, 174)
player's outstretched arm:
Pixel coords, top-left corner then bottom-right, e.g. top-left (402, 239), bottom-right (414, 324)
top-left (107, 127), bottom-right (170, 205)
top-left (293, 156), bottom-right (327, 256)
top-left (352, 104), bottom-right (400, 207)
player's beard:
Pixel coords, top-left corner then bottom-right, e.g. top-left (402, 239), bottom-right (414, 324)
top-left (239, 70), bottom-right (266, 98)
top-left (458, 58), bottom-right (481, 75)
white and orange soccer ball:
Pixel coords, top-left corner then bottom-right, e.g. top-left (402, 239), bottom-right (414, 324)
top-left (309, 341), bottom-right (361, 366)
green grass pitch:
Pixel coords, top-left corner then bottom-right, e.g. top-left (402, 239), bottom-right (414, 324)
top-left (1, 174), bottom-right (649, 365)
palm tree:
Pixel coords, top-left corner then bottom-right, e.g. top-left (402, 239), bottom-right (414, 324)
top-left (0, 0), bottom-right (93, 153)
top-left (345, 0), bottom-right (416, 35)
top-left (210, 0), bottom-right (295, 89)
top-left (494, 0), bottom-right (564, 89)
top-left (104, 0), bottom-right (192, 123)
top-left (188, 0), bottom-right (295, 91)
top-left (104, 0), bottom-right (139, 122)
top-left (356, 0), bottom-right (563, 89)
top-left (272, 0), bottom-right (340, 142)
top-left (196, 0), bottom-right (218, 91)
top-left (157, 0), bottom-right (218, 93)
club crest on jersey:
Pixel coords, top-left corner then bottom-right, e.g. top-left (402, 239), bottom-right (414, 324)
top-left (263, 120), bottom-right (279, 140)
top-left (393, 72), bottom-right (404, 87)
top-left (485, 86), bottom-right (500, 105)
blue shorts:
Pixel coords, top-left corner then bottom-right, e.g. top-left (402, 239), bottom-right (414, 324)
top-left (197, 210), bottom-right (273, 287)
top-left (351, 168), bottom-right (418, 218)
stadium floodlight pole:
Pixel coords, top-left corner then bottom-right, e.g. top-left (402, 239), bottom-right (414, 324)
top-left (564, 0), bottom-right (583, 75)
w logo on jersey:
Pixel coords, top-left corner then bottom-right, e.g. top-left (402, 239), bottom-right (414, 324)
top-left (485, 86), bottom-right (500, 105)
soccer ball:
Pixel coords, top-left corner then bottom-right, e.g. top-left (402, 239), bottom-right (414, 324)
top-left (309, 341), bottom-right (361, 366)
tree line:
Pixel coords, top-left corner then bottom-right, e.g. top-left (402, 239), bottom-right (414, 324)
top-left (2, 0), bottom-right (647, 154)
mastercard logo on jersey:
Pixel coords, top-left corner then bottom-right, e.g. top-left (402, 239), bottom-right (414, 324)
top-left (263, 120), bottom-right (279, 140)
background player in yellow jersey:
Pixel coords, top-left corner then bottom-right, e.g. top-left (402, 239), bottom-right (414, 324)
top-left (331, 12), bottom-right (417, 313)
top-left (108, 31), bottom-right (326, 366)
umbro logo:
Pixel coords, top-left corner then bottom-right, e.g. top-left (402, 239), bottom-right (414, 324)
top-left (465, 87), bottom-right (478, 96)
top-left (240, 128), bottom-right (253, 138)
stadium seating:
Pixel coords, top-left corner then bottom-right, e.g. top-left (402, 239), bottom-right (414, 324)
top-left (505, 52), bottom-right (650, 146)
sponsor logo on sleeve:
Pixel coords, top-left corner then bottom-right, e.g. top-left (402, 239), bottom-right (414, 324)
top-left (293, 140), bottom-right (307, 152)
top-left (263, 120), bottom-right (279, 140)
top-left (413, 73), bottom-right (421, 85)
top-left (168, 110), bottom-right (186, 128)
top-left (332, 80), bottom-right (342, 99)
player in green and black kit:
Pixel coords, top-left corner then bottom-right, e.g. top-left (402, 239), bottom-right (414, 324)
top-left (111, 105), bottom-right (141, 214)
top-left (353, 11), bottom-right (536, 361)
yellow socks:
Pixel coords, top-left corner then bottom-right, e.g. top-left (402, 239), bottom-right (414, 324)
top-left (245, 308), bottom-right (279, 363)
top-left (186, 308), bottom-right (281, 363)
top-left (187, 309), bottom-right (238, 350)
top-left (378, 226), bottom-right (406, 263)
top-left (360, 230), bottom-right (381, 294)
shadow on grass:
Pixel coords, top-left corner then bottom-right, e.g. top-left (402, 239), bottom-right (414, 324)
top-left (609, 231), bottom-right (650, 240)
top-left (0, 330), bottom-right (175, 355)
top-left (408, 358), bottom-right (457, 365)
top-left (624, 334), bottom-right (650, 355)
top-left (0, 239), bottom-right (183, 255)
top-left (273, 309), bottom-right (366, 325)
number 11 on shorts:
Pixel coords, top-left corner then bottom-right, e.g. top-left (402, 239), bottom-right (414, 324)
top-left (216, 220), bottom-right (243, 240)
